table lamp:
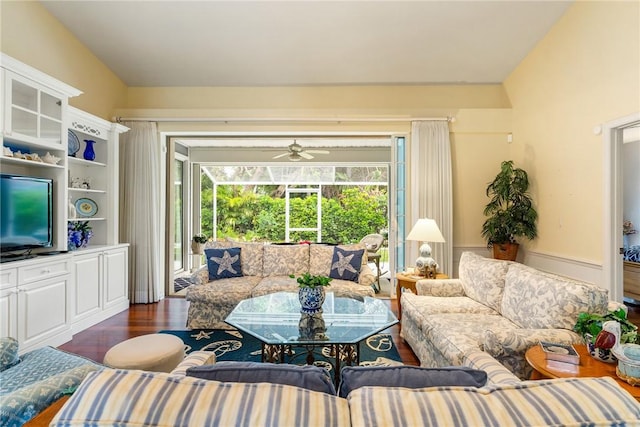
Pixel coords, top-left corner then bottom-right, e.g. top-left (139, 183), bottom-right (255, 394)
top-left (406, 218), bottom-right (445, 278)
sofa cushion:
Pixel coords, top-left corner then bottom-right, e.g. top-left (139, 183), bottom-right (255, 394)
top-left (187, 361), bottom-right (336, 395)
top-left (347, 377), bottom-right (640, 427)
top-left (51, 369), bottom-right (351, 427)
top-left (329, 247), bottom-right (364, 282)
top-left (501, 263), bottom-right (609, 330)
top-left (263, 244), bottom-right (309, 276)
top-left (458, 251), bottom-right (511, 312)
top-left (0, 364), bottom-right (100, 427)
top-left (337, 365), bottom-right (487, 398)
top-left (205, 247), bottom-right (242, 280)
top-left (202, 241), bottom-right (265, 277)
top-left (0, 337), bottom-right (19, 372)
top-left (309, 243), bottom-right (368, 277)
top-left (414, 312), bottom-right (518, 365)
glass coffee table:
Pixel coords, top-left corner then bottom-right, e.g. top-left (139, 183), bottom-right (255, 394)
top-left (226, 292), bottom-right (398, 385)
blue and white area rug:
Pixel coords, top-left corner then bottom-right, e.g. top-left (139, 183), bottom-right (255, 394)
top-left (159, 329), bottom-right (402, 377)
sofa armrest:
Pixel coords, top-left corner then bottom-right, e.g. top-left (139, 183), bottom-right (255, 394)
top-left (170, 351), bottom-right (216, 376)
top-left (462, 351), bottom-right (521, 385)
top-left (483, 328), bottom-right (583, 359)
top-left (415, 279), bottom-right (465, 297)
top-left (190, 265), bottom-right (209, 286)
top-left (358, 264), bottom-right (376, 287)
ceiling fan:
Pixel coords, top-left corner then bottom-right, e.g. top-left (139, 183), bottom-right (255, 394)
top-left (272, 141), bottom-right (330, 161)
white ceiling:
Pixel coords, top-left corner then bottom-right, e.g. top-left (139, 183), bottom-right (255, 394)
top-left (40, 0), bottom-right (573, 87)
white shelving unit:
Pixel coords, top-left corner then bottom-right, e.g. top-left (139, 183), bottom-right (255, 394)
top-left (0, 54), bottom-right (130, 351)
top-left (67, 106), bottom-right (128, 247)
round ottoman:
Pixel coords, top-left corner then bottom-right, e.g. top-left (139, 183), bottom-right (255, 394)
top-left (103, 334), bottom-right (185, 372)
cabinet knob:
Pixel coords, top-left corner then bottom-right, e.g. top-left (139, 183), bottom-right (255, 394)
top-left (42, 268), bottom-right (51, 274)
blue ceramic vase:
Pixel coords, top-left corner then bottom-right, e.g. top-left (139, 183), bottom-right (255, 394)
top-left (83, 140), bottom-right (96, 161)
top-left (298, 287), bottom-right (326, 314)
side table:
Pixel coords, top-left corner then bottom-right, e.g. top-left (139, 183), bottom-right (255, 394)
top-left (396, 272), bottom-right (448, 321)
top-left (525, 344), bottom-right (640, 401)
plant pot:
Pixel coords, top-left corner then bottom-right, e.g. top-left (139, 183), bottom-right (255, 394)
top-left (191, 241), bottom-right (205, 255)
top-left (493, 242), bottom-right (519, 261)
top-left (298, 286), bottom-right (326, 315)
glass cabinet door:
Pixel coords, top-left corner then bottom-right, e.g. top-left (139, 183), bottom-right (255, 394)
top-left (4, 72), bottom-right (64, 145)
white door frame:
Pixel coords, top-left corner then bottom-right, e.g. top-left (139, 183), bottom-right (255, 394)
top-left (602, 112), bottom-right (640, 302)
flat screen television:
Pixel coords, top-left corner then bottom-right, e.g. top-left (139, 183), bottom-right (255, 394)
top-left (0, 174), bottom-right (53, 259)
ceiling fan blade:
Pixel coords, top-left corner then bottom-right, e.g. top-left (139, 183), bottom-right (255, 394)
top-left (272, 152), bottom-right (290, 159)
top-left (305, 150), bottom-right (330, 155)
top-left (299, 151), bottom-right (314, 159)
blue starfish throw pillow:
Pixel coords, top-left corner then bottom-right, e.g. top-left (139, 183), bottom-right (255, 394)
top-left (205, 247), bottom-right (243, 280)
top-left (329, 247), bottom-right (364, 282)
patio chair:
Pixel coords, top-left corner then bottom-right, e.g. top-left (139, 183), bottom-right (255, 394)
top-left (360, 234), bottom-right (385, 292)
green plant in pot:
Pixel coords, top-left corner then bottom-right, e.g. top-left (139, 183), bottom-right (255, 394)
top-left (573, 308), bottom-right (639, 363)
top-left (481, 160), bottom-right (538, 260)
top-left (191, 233), bottom-right (208, 255)
top-left (290, 273), bottom-right (332, 315)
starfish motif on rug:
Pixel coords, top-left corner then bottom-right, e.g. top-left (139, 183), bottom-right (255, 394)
top-left (192, 330), bottom-right (212, 341)
top-left (211, 250), bottom-right (239, 275)
top-left (331, 252), bottom-right (357, 276)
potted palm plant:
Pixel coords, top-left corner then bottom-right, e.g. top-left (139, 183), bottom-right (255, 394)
top-left (481, 160), bottom-right (538, 260)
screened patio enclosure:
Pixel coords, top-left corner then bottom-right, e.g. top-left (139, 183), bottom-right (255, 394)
top-left (198, 164), bottom-right (389, 244)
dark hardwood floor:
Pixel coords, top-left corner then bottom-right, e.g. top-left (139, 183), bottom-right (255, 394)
top-left (60, 297), bottom-right (640, 367)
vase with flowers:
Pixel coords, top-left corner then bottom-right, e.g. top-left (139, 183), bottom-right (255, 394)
top-left (68, 221), bottom-right (93, 250)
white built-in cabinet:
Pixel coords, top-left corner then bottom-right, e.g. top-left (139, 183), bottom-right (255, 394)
top-left (0, 53), bottom-right (130, 352)
top-left (70, 245), bottom-right (128, 333)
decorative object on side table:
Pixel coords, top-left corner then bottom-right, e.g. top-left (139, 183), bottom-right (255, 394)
top-left (406, 218), bottom-right (445, 278)
top-left (481, 160), bottom-right (538, 261)
top-left (291, 273), bottom-right (332, 315)
top-left (191, 234), bottom-right (208, 255)
top-left (596, 320), bottom-right (640, 386)
top-left (539, 341), bottom-right (580, 365)
top-left (573, 309), bottom-right (639, 363)
top-left (83, 139), bottom-right (96, 161)
top-left (68, 221), bottom-right (93, 250)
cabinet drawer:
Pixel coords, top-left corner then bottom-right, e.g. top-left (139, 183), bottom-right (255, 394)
top-left (0, 268), bottom-right (17, 290)
top-left (18, 260), bottom-right (70, 285)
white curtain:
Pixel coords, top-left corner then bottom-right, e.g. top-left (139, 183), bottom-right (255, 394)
top-left (119, 121), bottom-right (162, 303)
top-left (411, 121), bottom-right (453, 275)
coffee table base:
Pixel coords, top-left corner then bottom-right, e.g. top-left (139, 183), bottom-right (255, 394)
top-left (262, 343), bottom-right (360, 386)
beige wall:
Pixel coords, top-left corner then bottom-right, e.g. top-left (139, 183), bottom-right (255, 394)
top-left (504, 1), bottom-right (640, 263)
top-left (0, 1), bottom-right (127, 120)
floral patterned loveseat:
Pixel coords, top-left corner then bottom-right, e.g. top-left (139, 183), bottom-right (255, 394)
top-left (186, 242), bottom-right (376, 329)
top-left (401, 251), bottom-right (618, 379)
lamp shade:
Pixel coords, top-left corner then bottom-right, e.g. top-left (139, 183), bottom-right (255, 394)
top-left (406, 218), bottom-right (445, 243)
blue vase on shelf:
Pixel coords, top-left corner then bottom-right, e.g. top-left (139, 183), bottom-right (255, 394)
top-left (83, 140), bottom-right (96, 161)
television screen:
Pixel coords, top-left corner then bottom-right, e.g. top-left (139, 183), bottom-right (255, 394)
top-left (0, 174), bottom-right (53, 253)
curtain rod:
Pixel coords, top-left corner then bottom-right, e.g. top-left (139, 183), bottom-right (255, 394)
top-left (112, 116), bottom-right (455, 123)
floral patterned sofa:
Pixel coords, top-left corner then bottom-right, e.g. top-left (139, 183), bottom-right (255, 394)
top-left (186, 242), bottom-right (376, 329)
top-left (401, 251), bottom-right (617, 379)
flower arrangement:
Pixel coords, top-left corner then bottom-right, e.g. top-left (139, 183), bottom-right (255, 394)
top-left (623, 220), bottom-right (637, 235)
top-left (68, 221), bottom-right (93, 250)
